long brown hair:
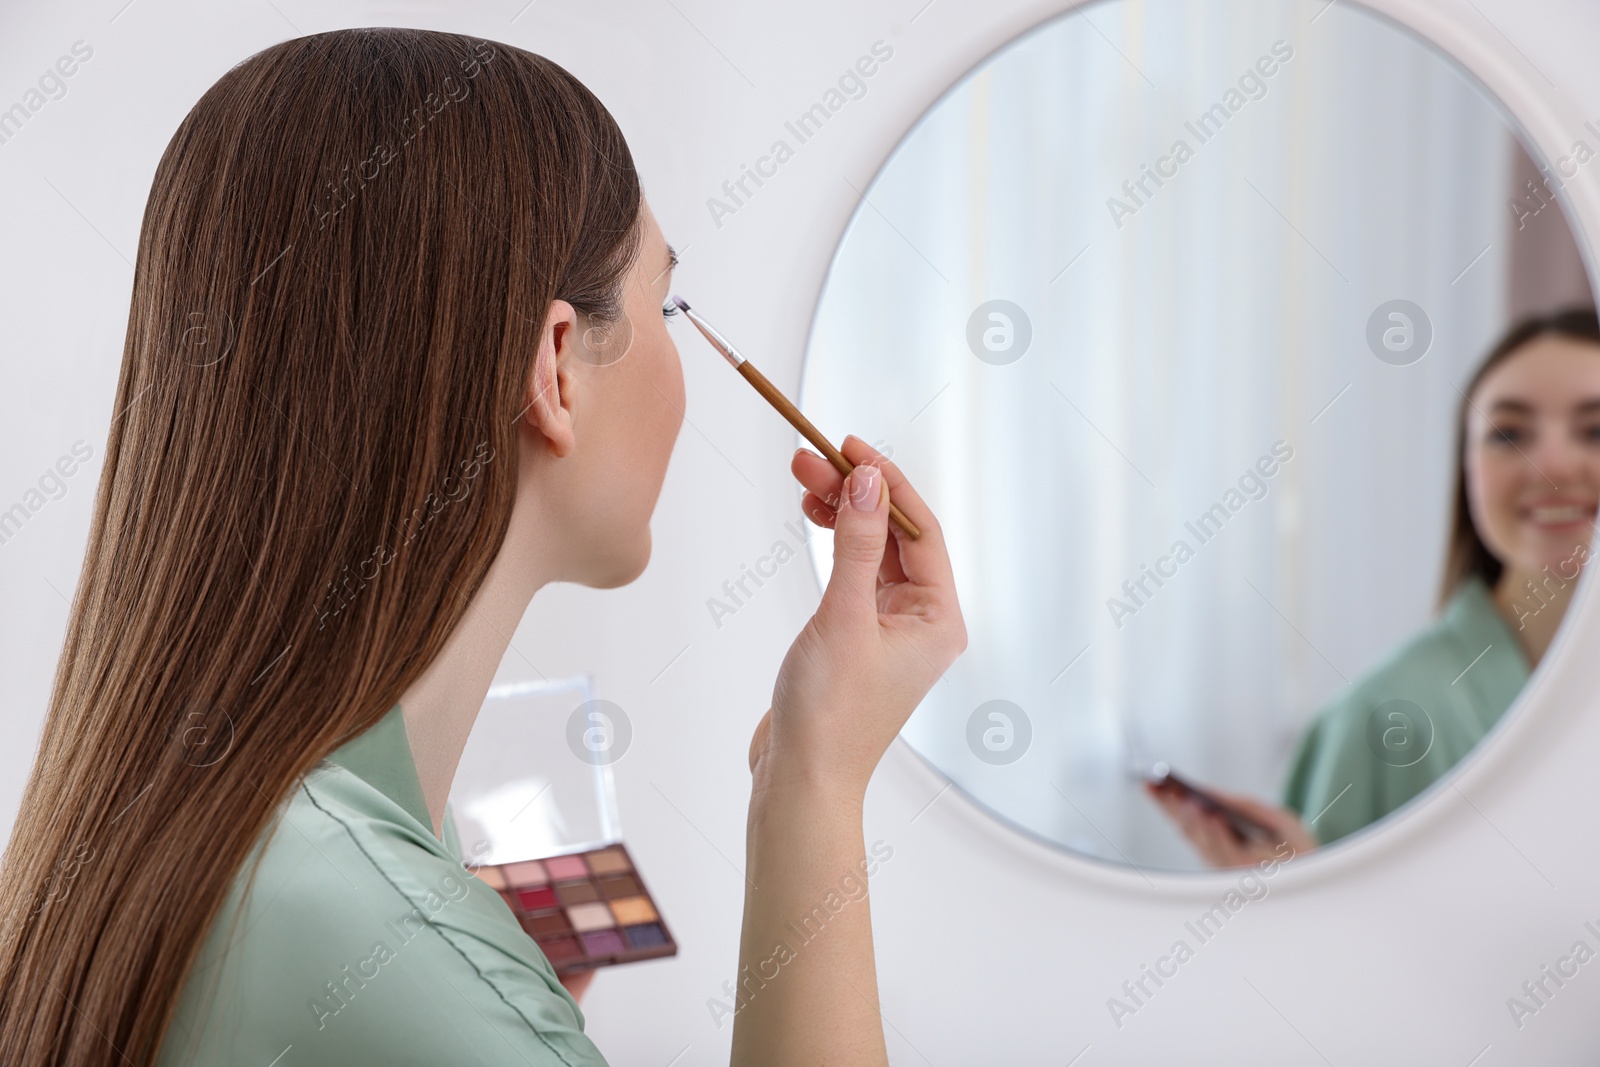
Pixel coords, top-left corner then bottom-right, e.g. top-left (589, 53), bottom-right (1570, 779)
top-left (0, 29), bottom-right (640, 1064)
top-left (1439, 306), bottom-right (1600, 606)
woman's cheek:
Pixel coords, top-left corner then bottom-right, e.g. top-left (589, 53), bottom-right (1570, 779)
top-left (1466, 452), bottom-right (1516, 549)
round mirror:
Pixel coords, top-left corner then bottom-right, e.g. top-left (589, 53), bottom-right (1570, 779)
top-left (801, 0), bottom-right (1598, 871)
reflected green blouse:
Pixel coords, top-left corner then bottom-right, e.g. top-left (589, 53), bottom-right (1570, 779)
top-left (160, 706), bottom-right (607, 1066)
top-left (1282, 577), bottom-right (1529, 846)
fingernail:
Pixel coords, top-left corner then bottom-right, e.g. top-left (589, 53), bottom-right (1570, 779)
top-left (849, 464), bottom-right (881, 511)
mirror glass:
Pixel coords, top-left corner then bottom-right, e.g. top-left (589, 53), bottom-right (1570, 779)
top-left (801, 0), bottom-right (1598, 871)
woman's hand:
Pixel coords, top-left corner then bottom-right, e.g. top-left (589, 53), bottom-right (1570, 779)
top-left (556, 970), bottom-right (594, 1004)
top-left (732, 436), bottom-right (965, 1067)
top-left (748, 436), bottom-right (968, 798)
top-left (1146, 782), bottom-right (1318, 869)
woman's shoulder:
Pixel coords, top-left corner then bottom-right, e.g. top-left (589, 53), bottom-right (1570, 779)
top-left (1314, 577), bottom-right (1526, 731)
top-left (159, 762), bottom-right (606, 1066)
top-left (1281, 579), bottom-right (1529, 841)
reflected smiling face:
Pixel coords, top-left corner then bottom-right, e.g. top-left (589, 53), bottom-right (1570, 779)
top-left (1465, 333), bottom-right (1600, 580)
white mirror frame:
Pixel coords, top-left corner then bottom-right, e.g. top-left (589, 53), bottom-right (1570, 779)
top-left (828, 0), bottom-right (1600, 892)
top-left (803, 1), bottom-right (1600, 1056)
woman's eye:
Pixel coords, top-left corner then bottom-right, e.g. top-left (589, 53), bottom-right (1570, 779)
top-left (1490, 426), bottom-right (1523, 446)
top-left (662, 302), bottom-right (679, 320)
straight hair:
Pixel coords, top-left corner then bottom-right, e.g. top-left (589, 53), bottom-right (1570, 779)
top-left (0, 28), bottom-right (641, 1064)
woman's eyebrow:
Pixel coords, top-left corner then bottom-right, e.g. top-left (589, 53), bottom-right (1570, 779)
top-left (1483, 397), bottom-right (1600, 417)
top-left (1486, 399), bottom-right (1534, 414)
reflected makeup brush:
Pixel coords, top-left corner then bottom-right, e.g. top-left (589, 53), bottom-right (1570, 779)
top-left (670, 296), bottom-right (920, 540)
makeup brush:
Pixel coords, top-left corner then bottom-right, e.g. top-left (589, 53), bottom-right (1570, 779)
top-left (671, 296), bottom-right (921, 540)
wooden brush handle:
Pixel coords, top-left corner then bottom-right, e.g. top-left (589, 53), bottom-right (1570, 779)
top-left (736, 361), bottom-right (922, 540)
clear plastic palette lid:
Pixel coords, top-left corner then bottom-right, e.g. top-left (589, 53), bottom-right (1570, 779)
top-left (447, 676), bottom-right (623, 866)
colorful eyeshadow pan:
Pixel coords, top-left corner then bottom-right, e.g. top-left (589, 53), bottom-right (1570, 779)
top-left (608, 896), bottom-right (658, 925)
top-left (544, 854), bottom-right (589, 881)
top-left (555, 881), bottom-right (600, 905)
top-left (624, 923), bottom-right (668, 948)
top-left (541, 936), bottom-right (582, 962)
top-left (581, 930), bottom-right (626, 955)
top-left (473, 843), bottom-right (676, 974)
top-left (597, 874), bottom-right (641, 899)
top-left (503, 860), bottom-right (548, 886)
top-left (522, 911), bottom-right (571, 937)
top-left (517, 886), bottom-right (558, 911)
top-left (585, 847), bottom-right (631, 875)
top-left (567, 902), bottom-right (614, 932)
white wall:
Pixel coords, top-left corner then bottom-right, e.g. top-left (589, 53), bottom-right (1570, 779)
top-left (2, 0), bottom-right (1599, 1063)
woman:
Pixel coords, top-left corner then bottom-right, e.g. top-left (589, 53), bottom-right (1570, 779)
top-left (0, 30), bottom-right (966, 1065)
top-left (1151, 307), bottom-right (1600, 868)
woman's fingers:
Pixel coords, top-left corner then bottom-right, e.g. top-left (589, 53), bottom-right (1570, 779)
top-left (791, 448), bottom-right (908, 586)
top-left (791, 437), bottom-right (951, 589)
top-left (835, 437), bottom-right (953, 585)
top-left (838, 436), bottom-right (933, 526)
top-left (1148, 784), bottom-right (1255, 867)
top-left (1208, 787), bottom-right (1293, 826)
top-left (1202, 787), bottom-right (1318, 850)
top-left (1175, 799), bottom-right (1242, 866)
top-left (1151, 787), bottom-right (1210, 841)
top-left (1195, 817), bottom-right (1243, 868)
top-left (748, 709), bottom-right (773, 773)
top-left (791, 449), bottom-right (845, 514)
top-left (819, 463), bottom-right (895, 616)
top-left (558, 969), bottom-right (595, 1002)
top-left (799, 491), bottom-right (838, 529)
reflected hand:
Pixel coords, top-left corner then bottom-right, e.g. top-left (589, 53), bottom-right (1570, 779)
top-left (1145, 782), bottom-right (1317, 869)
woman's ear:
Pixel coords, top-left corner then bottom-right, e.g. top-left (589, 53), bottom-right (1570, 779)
top-left (523, 299), bottom-right (579, 458)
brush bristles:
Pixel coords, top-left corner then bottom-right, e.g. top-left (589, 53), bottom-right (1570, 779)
top-left (671, 296), bottom-right (691, 313)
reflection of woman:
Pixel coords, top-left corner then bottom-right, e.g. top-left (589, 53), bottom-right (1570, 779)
top-left (1152, 308), bottom-right (1600, 868)
top-left (0, 31), bottom-right (966, 1065)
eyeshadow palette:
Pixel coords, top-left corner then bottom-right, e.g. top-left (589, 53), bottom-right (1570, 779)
top-left (473, 842), bottom-right (676, 974)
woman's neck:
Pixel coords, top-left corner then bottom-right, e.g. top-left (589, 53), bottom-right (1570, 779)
top-left (397, 488), bottom-right (553, 839)
top-left (1492, 563), bottom-right (1581, 669)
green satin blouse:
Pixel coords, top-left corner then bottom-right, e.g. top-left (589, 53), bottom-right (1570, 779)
top-left (160, 706), bottom-right (608, 1065)
top-left (1282, 576), bottom-right (1530, 846)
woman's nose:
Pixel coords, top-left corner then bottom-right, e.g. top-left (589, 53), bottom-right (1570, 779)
top-left (1525, 423), bottom-right (1592, 486)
